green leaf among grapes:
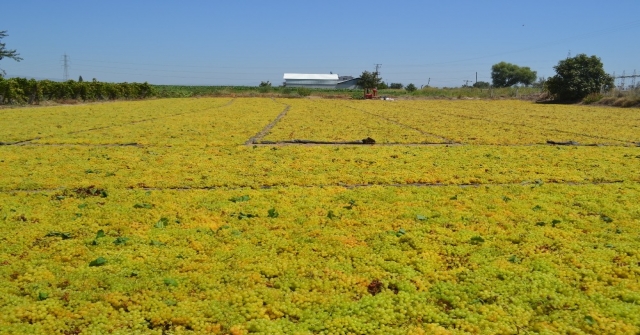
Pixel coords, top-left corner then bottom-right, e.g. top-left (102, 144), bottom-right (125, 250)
top-left (584, 315), bottom-right (595, 325)
top-left (268, 208), bottom-right (279, 218)
top-left (155, 217), bottom-right (169, 228)
top-left (113, 237), bottom-right (129, 245)
top-left (45, 231), bottom-right (72, 240)
top-left (600, 214), bottom-right (613, 223)
top-left (229, 195), bottom-right (250, 203)
top-left (508, 255), bottom-right (521, 263)
top-left (237, 212), bottom-right (258, 219)
top-left (164, 278), bottom-right (178, 287)
top-left (37, 292), bottom-right (49, 301)
top-left (133, 203), bottom-right (154, 209)
top-left (89, 257), bottom-right (107, 267)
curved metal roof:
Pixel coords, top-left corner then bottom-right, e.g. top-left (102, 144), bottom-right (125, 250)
top-left (283, 73), bottom-right (339, 80)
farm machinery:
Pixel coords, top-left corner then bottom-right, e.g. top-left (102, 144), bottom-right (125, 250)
top-left (364, 88), bottom-right (378, 99)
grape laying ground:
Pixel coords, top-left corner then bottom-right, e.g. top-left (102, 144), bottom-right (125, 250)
top-left (0, 98), bottom-right (639, 334)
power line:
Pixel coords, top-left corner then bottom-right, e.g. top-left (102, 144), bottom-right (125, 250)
top-left (73, 58), bottom-right (362, 70)
top-left (383, 19), bottom-right (640, 68)
top-left (72, 63), bottom-right (279, 75)
top-left (614, 69), bottom-right (640, 90)
top-left (69, 68), bottom-right (264, 81)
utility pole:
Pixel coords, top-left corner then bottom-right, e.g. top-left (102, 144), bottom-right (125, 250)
top-left (62, 53), bottom-right (70, 81)
top-left (374, 64), bottom-right (381, 75)
top-left (615, 70), bottom-right (640, 90)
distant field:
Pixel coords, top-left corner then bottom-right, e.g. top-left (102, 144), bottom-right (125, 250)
top-left (1, 98), bottom-right (639, 334)
top-left (262, 99), bottom-right (639, 145)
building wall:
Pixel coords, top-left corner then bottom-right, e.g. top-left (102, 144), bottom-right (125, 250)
top-left (336, 78), bottom-right (360, 89)
top-left (284, 79), bottom-right (338, 89)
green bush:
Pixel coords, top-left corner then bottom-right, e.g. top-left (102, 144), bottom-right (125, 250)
top-left (546, 54), bottom-right (614, 101)
top-left (351, 92), bottom-right (364, 100)
top-left (296, 87), bottom-right (311, 97)
top-left (582, 93), bottom-right (603, 104)
top-left (258, 86), bottom-right (272, 93)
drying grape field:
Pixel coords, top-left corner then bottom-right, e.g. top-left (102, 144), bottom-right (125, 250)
top-left (0, 98), bottom-right (639, 334)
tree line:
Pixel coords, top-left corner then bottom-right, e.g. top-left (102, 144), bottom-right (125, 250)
top-left (1, 29), bottom-right (618, 104)
top-left (1, 31), bottom-right (157, 104)
top-left (0, 77), bottom-right (155, 104)
top-left (358, 55), bottom-right (615, 102)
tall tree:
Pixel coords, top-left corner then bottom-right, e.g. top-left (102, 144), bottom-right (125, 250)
top-left (546, 54), bottom-right (614, 101)
top-left (491, 62), bottom-right (537, 87)
top-left (358, 71), bottom-right (381, 90)
top-left (0, 30), bottom-right (22, 77)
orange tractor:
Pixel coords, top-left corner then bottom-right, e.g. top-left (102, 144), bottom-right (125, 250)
top-left (364, 88), bottom-right (378, 99)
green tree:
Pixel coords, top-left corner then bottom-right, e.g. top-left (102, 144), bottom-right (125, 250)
top-left (0, 31), bottom-right (23, 77)
top-left (491, 62), bottom-right (537, 87)
top-left (405, 83), bottom-right (417, 92)
top-left (377, 81), bottom-right (388, 89)
top-left (546, 54), bottom-right (614, 101)
top-left (358, 71), bottom-right (381, 90)
top-left (389, 83), bottom-right (403, 89)
top-left (473, 81), bottom-right (490, 89)
top-left (258, 80), bottom-right (272, 93)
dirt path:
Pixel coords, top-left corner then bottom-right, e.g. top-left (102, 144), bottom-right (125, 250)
top-left (245, 100), bottom-right (291, 145)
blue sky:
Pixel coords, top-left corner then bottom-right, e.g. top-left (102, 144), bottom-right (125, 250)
top-left (2, 1), bottom-right (639, 87)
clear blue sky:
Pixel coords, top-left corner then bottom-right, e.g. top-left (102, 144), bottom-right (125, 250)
top-left (2, 1), bottom-right (639, 87)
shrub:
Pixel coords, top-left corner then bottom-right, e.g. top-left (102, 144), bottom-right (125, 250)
top-left (546, 54), bottom-right (614, 101)
top-left (258, 86), bottom-right (271, 93)
top-left (473, 81), bottom-right (490, 89)
top-left (582, 93), bottom-right (602, 105)
top-left (296, 87), bottom-right (311, 97)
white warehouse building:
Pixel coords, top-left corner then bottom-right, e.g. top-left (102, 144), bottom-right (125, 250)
top-left (283, 73), bottom-right (360, 89)
top-left (283, 73), bottom-right (338, 89)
